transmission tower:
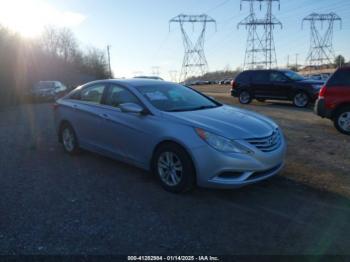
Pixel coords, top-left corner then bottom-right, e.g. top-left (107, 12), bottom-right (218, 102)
top-left (302, 12), bottom-right (342, 67)
top-left (169, 14), bottom-right (216, 82)
top-left (238, 0), bottom-right (282, 70)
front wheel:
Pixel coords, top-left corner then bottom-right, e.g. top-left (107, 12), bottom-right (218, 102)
top-left (238, 91), bottom-right (252, 104)
top-left (334, 106), bottom-right (350, 135)
top-left (293, 92), bottom-right (309, 108)
top-left (152, 143), bottom-right (196, 193)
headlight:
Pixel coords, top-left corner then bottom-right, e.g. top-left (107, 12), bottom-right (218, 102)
top-left (195, 128), bottom-right (252, 154)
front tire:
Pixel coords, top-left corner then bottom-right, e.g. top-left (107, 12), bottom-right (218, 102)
top-left (293, 92), bottom-right (309, 108)
top-left (152, 143), bottom-right (196, 193)
top-left (60, 124), bottom-right (80, 154)
top-left (239, 90), bottom-right (252, 104)
top-left (334, 106), bottom-right (350, 135)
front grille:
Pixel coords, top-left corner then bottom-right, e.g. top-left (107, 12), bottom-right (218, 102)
top-left (246, 129), bottom-right (281, 152)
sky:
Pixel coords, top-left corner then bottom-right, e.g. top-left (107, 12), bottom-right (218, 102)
top-left (0, 0), bottom-right (349, 80)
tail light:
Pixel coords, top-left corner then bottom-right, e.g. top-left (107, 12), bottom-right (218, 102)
top-left (231, 80), bottom-right (237, 89)
top-left (319, 85), bottom-right (327, 99)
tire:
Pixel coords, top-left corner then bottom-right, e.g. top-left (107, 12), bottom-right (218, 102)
top-left (333, 106), bottom-right (350, 135)
top-left (293, 91), bottom-right (309, 108)
top-left (257, 98), bottom-right (266, 103)
top-left (152, 143), bottom-right (196, 193)
top-left (60, 124), bottom-right (80, 155)
top-left (238, 90), bottom-right (252, 104)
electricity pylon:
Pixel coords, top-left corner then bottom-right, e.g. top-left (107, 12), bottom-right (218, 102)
top-left (169, 14), bottom-right (216, 82)
top-left (151, 66), bottom-right (160, 76)
top-left (302, 12), bottom-right (342, 67)
top-left (238, 0), bottom-right (282, 69)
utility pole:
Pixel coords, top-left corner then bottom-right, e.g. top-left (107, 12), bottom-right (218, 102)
top-left (238, 0), bottom-right (282, 70)
top-left (169, 14), bottom-right (216, 82)
top-left (302, 12), bottom-right (342, 68)
top-left (287, 55), bottom-right (290, 68)
top-left (107, 45), bottom-right (112, 78)
top-left (295, 53), bottom-right (299, 71)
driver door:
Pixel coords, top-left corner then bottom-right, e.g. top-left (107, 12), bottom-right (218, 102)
top-left (269, 71), bottom-right (293, 99)
top-left (98, 84), bottom-right (159, 167)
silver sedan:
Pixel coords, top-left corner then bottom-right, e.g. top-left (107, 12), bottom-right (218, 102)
top-left (54, 79), bottom-right (286, 193)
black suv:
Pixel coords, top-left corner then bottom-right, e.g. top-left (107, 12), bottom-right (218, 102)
top-left (231, 70), bottom-right (324, 108)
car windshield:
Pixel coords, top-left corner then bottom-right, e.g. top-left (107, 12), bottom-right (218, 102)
top-left (137, 83), bottom-right (221, 112)
top-left (283, 71), bottom-right (305, 81)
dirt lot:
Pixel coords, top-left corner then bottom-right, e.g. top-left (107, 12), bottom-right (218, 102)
top-left (0, 90), bottom-right (349, 255)
top-left (194, 84), bottom-right (350, 198)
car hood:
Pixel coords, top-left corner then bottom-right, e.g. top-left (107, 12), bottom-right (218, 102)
top-left (162, 105), bottom-right (278, 139)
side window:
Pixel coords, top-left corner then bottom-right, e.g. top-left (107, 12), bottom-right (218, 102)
top-left (252, 72), bottom-right (269, 84)
top-left (104, 85), bottom-right (141, 108)
top-left (80, 84), bottom-right (105, 104)
top-left (270, 72), bottom-right (288, 82)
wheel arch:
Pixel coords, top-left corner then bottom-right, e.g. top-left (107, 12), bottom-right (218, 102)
top-left (150, 139), bottom-right (198, 179)
top-left (332, 103), bottom-right (350, 119)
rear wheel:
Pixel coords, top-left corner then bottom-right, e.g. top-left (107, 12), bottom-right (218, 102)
top-left (334, 106), bottom-right (350, 135)
top-left (152, 143), bottom-right (196, 193)
top-left (60, 124), bottom-right (80, 154)
top-left (239, 90), bottom-right (252, 104)
top-left (293, 92), bottom-right (309, 108)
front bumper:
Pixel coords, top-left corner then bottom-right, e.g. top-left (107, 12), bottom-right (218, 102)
top-left (190, 138), bottom-right (287, 189)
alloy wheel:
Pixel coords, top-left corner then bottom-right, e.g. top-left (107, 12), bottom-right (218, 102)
top-left (157, 151), bottom-right (183, 187)
top-left (239, 91), bottom-right (251, 104)
top-left (294, 93), bottom-right (309, 107)
top-left (338, 111), bottom-right (350, 132)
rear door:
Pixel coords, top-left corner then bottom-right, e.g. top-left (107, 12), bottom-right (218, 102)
top-left (66, 83), bottom-right (107, 151)
top-left (251, 71), bottom-right (271, 98)
top-left (98, 84), bottom-right (159, 167)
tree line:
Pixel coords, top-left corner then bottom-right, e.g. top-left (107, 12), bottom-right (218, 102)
top-left (0, 25), bottom-right (111, 107)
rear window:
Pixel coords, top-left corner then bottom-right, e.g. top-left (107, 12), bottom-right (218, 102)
top-left (327, 69), bottom-right (350, 87)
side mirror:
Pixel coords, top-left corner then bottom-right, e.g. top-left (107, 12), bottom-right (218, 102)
top-left (119, 103), bottom-right (146, 114)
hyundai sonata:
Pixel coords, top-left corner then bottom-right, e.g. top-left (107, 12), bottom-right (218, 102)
top-left (54, 79), bottom-right (286, 192)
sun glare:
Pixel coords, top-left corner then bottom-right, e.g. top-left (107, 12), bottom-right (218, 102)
top-left (0, 0), bottom-right (85, 38)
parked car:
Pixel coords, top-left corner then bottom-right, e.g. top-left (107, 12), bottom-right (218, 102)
top-left (315, 67), bottom-right (350, 135)
top-left (220, 79), bottom-right (233, 85)
top-left (54, 79), bottom-right (286, 193)
top-left (134, 76), bottom-right (164, 81)
top-left (231, 70), bottom-right (324, 108)
top-left (31, 81), bottom-right (68, 100)
top-left (308, 74), bottom-right (329, 82)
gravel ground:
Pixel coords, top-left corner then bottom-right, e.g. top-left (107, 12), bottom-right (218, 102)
top-left (0, 95), bottom-right (349, 255)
